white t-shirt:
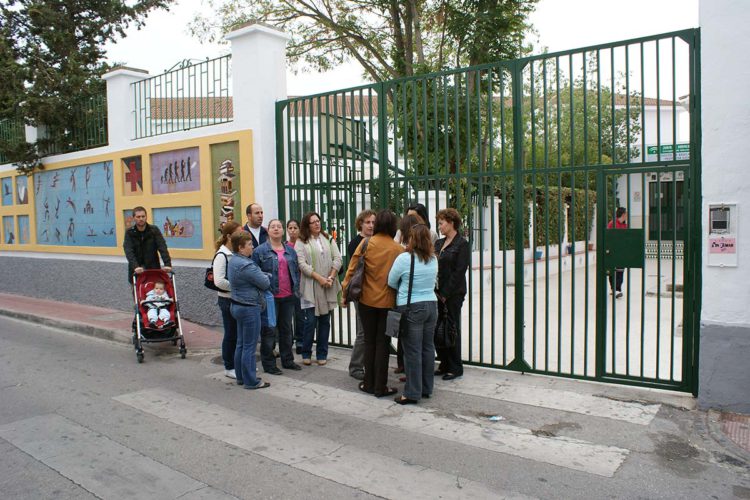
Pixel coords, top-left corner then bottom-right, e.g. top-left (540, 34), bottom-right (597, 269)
top-left (248, 225), bottom-right (261, 244)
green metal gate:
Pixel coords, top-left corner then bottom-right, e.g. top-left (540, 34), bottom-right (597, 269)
top-left (276, 29), bottom-right (701, 393)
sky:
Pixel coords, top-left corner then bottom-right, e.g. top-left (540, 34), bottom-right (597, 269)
top-left (104, 0), bottom-right (699, 96)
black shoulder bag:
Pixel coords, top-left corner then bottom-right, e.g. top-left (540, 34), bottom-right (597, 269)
top-left (385, 253), bottom-right (414, 338)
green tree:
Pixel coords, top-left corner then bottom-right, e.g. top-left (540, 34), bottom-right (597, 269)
top-left (0, 0), bottom-right (170, 173)
top-left (191, 0), bottom-right (538, 81)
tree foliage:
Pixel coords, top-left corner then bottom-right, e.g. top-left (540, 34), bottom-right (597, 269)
top-left (0, 0), bottom-right (170, 173)
top-left (192, 0), bottom-right (538, 81)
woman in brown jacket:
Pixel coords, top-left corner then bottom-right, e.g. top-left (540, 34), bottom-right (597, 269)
top-left (342, 209), bottom-right (403, 397)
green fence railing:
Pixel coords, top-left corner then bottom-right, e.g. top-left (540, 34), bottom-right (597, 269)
top-left (132, 55), bottom-right (233, 139)
top-left (277, 29), bottom-right (701, 393)
top-left (44, 92), bottom-right (109, 156)
top-left (0, 118), bottom-right (26, 164)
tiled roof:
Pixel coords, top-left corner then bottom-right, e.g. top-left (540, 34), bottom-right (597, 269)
top-left (149, 97), bottom-right (233, 120)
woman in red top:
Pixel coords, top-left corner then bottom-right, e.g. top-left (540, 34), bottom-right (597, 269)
top-left (607, 207), bottom-right (628, 298)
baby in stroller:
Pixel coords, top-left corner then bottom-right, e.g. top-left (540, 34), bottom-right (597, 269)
top-left (141, 280), bottom-right (174, 327)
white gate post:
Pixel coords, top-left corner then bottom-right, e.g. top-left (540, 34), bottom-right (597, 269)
top-left (226, 23), bottom-right (290, 219)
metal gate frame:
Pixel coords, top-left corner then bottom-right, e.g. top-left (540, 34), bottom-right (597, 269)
top-left (276, 29), bottom-right (701, 394)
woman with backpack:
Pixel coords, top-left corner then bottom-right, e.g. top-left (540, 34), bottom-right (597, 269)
top-left (213, 221), bottom-right (243, 380)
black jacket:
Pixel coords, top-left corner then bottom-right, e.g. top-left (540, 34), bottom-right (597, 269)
top-left (434, 234), bottom-right (470, 299)
top-left (242, 223), bottom-right (268, 248)
top-left (123, 224), bottom-right (172, 281)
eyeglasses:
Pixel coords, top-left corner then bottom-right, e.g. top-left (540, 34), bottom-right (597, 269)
top-left (309, 219), bottom-right (321, 224)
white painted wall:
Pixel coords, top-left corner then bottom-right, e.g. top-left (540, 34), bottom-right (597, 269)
top-left (700, 0), bottom-right (750, 326)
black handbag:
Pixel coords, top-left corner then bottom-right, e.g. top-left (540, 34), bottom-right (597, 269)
top-left (434, 306), bottom-right (457, 348)
top-left (204, 252), bottom-right (228, 292)
top-left (386, 253), bottom-right (414, 338)
top-left (343, 237), bottom-right (369, 302)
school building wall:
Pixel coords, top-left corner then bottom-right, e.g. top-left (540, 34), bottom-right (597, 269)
top-left (698, 0), bottom-right (750, 413)
top-left (0, 23), bottom-right (289, 327)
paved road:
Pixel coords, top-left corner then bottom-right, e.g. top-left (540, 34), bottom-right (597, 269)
top-left (0, 316), bottom-right (748, 499)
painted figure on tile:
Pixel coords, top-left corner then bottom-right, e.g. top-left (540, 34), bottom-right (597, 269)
top-left (67, 218), bottom-right (75, 242)
top-left (103, 196), bottom-right (110, 217)
top-left (55, 197), bottom-right (61, 219)
top-left (41, 229), bottom-right (48, 242)
top-left (66, 197), bottom-right (76, 214)
top-left (69, 168), bottom-right (77, 192)
top-left (54, 227), bottom-right (61, 243)
top-left (104, 163), bottom-right (111, 186)
top-left (85, 165), bottom-right (91, 193)
top-left (43, 199), bottom-right (50, 221)
top-left (84, 200), bottom-right (94, 214)
top-left (51, 172), bottom-right (60, 188)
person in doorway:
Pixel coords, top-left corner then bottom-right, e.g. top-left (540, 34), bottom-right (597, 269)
top-left (253, 219), bottom-right (302, 375)
top-left (607, 207), bottom-right (628, 298)
top-left (123, 206), bottom-right (172, 282)
top-left (243, 203), bottom-right (268, 248)
top-left (434, 208), bottom-right (469, 381)
top-left (345, 209), bottom-right (376, 380)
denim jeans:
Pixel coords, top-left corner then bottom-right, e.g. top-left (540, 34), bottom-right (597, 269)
top-left (217, 296), bottom-right (237, 370)
top-left (301, 308), bottom-right (330, 361)
top-left (260, 295), bottom-right (296, 370)
top-left (400, 301), bottom-right (437, 400)
top-left (231, 303), bottom-right (262, 387)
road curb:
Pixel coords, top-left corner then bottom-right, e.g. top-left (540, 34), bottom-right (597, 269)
top-left (0, 308), bottom-right (131, 345)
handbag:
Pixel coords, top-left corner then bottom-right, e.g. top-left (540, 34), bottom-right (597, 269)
top-left (343, 237), bottom-right (369, 302)
top-left (434, 306), bottom-right (457, 348)
top-left (385, 253), bottom-right (415, 338)
top-left (204, 252), bottom-right (228, 291)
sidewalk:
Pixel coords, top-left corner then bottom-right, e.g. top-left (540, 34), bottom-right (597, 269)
top-left (0, 290), bottom-right (748, 459)
top-left (0, 292), bottom-right (222, 352)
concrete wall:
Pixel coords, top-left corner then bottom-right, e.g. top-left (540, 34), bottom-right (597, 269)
top-left (698, 0), bottom-right (750, 412)
top-left (0, 255), bottom-right (222, 326)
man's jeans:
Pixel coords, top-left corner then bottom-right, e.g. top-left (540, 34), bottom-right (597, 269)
top-left (230, 303), bottom-right (261, 387)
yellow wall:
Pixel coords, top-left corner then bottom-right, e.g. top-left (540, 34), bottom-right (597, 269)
top-left (0, 129), bottom-right (253, 260)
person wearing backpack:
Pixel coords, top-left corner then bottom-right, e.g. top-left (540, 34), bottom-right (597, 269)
top-left (213, 221), bottom-right (243, 379)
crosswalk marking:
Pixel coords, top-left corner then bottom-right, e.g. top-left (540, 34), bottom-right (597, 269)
top-left (0, 414), bottom-right (235, 500)
top-left (114, 388), bottom-right (532, 500)
top-left (207, 372), bottom-right (629, 477)
top-left (319, 353), bottom-right (660, 425)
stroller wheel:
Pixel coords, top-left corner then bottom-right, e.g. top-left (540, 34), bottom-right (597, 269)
top-left (179, 347), bottom-right (187, 359)
top-left (137, 352), bottom-right (144, 363)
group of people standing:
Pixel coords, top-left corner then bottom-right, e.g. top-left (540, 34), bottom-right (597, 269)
top-left (124, 201), bottom-right (470, 403)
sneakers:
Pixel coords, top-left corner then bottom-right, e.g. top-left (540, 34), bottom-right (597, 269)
top-left (302, 359), bottom-right (312, 365)
top-left (616, 292), bottom-right (623, 298)
top-left (317, 359), bottom-right (327, 366)
top-left (350, 371), bottom-right (365, 380)
top-left (224, 369), bottom-right (237, 379)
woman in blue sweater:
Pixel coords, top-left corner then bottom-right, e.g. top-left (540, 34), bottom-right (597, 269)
top-left (228, 231), bottom-right (271, 390)
top-left (387, 220), bottom-right (438, 404)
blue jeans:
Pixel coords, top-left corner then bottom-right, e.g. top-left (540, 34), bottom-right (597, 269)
top-left (400, 301), bottom-right (438, 400)
top-left (301, 308), bottom-right (330, 361)
top-left (231, 303), bottom-right (262, 387)
top-left (217, 296), bottom-right (237, 370)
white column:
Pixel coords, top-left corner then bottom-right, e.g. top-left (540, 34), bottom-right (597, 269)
top-left (226, 23), bottom-right (289, 219)
top-left (101, 67), bottom-right (149, 150)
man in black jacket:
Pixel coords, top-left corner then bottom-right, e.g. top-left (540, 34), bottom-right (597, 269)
top-left (123, 206), bottom-right (172, 282)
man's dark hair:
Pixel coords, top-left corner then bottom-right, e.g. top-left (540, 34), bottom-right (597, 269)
top-left (374, 209), bottom-right (398, 238)
top-left (245, 203), bottom-right (255, 216)
top-left (405, 202), bottom-right (431, 229)
top-left (132, 206), bottom-right (147, 216)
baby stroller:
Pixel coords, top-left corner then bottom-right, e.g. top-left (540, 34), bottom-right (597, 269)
top-left (131, 269), bottom-right (187, 363)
